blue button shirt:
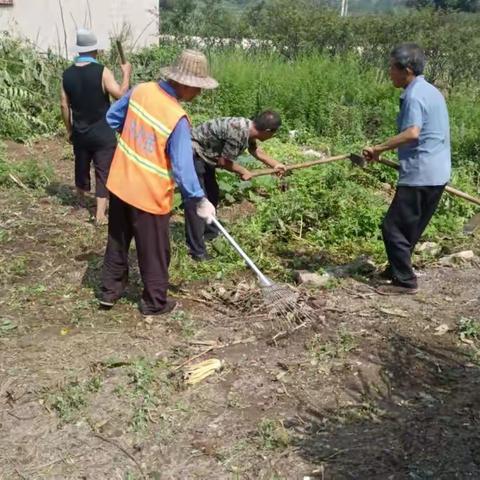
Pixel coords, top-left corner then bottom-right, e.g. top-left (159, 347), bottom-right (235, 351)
top-left (397, 75), bottom-right (451, 186)
top-left (106, 81), bottom-right (205, 199)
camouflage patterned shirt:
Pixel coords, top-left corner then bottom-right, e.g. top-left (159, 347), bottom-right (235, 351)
top-left (191, 117), bottom-right (252, 166)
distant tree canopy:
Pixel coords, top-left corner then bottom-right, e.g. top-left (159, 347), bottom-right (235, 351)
top-left (159, 0), bottom-right (240, 36)
top-left (406, 0), bottom-right (480, 10)
top-left (156, 0), bottom-right (480, 88)
top-left (158, 0), bottom-right (479, 36)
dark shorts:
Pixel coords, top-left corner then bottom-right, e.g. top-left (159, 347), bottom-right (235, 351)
top-left (74, 145), bottom-right (116, 198)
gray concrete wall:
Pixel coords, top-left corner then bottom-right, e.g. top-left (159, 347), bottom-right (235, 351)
top-left (0, 0), bottom-right (159, 56)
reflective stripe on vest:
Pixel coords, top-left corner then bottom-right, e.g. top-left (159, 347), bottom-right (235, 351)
top-left (107, 82), bottom-right (187, 215)
top-left (116, 137), bottom-right (172, 180)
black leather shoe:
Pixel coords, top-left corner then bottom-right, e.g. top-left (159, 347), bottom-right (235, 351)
top-left (376, 266), bottom-right (393, 280)
top-left (139, 299), bottom-right (177, 316)
top-left (99, 299), bottom-right (115, 310)
top-left (190, 253), bottom-right (211, 262)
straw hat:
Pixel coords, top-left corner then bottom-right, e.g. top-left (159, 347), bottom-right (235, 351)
top-left (160, 49), bottom-right (218, 90)
top-left (74, 28), bottom-right (102, 53)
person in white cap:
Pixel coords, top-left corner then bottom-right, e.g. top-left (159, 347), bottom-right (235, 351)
top-left (100, 49), bottom-right (217, 316)
top-left (61, 28), bottom-right (132, 225)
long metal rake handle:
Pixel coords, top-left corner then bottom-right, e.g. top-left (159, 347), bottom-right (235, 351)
top-left (210, 217), bottom-right (272, 287)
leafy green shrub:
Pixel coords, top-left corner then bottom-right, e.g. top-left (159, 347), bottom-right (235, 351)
top-left (0, 35), bottom-right (66, 140)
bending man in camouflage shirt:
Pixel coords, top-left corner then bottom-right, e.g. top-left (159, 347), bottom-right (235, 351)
top-left (185, 111), bottom-right (286, 260)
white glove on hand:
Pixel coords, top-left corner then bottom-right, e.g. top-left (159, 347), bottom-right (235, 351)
top-left (196, 198), bottom-right (216, 224)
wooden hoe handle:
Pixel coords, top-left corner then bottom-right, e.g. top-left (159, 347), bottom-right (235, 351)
top-left (249, 154), bottom-right (350, 179)
top-left (116, 40), bottom-right (126, 64)
top-left (444, 185), bottom-right (480, 206)
top-left (378, 158), bottom-right (480, 207)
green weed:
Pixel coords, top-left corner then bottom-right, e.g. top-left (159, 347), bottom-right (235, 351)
top-left (308, 328), bottom-right (358, 363)
top-left (128, 358), bottom-right (159, 432)
top-left (334, 400), bottom-right (386, 424)
top-left (0, 155), bottom-right (54, 189)
top-left (0, 228), bottom-right (9, 243)
top-left (49, 382), bottom-right (84, 422)
top-left (458, 317), bottom-right (480, 341)
top-left (5, 256), bottom-right (29, 277)
top-left (167, 310), bottom-right (195, 338)
top-left (0, 319), bottom-right (17, 336)
top-left (17, 284), bottom-right (48, 298)
top-left (257, 418), bottom-right (290, 450)
top-left (70, 298), bottom-right (98, 326)
top-left (48, 376), bottom-right (103, 423)
top-left (86, 376), bottom-right (103, 393)
top-left (0, 36), bottom-right (65, 140)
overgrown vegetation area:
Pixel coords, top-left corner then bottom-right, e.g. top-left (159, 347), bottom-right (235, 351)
top-left (161, 2), bottom-right (480, 85)
top-left (2, 13), bottom-right (480, 274)
top-left (0, 36), bottom-right (65, 141)
top-left (1, 9), bottom-right (480, 479)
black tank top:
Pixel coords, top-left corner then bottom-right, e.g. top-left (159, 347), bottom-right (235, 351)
top-left (62, 62), bottom-right (117, 149)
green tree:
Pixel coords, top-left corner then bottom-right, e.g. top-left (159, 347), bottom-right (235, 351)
top-left (159, 0), bottom-right (240, 39)
top-left (406, 0), bottom-right (480, 11)
top-left (197, 0), bottom-right (239, 38)
top-left (159, 0), bottom-right (197, 34)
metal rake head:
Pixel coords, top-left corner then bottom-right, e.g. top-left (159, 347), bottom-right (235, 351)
top-left (261, 282), bottom-right (318, 335)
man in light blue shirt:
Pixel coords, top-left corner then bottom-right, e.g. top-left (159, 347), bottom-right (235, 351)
top-left (363, 43), bottom-right (451, 294)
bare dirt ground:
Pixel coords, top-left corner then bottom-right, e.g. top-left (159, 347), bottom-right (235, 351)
top-left (1, 139), bottom-right (479, 480)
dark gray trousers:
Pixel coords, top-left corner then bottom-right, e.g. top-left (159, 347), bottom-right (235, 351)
top-left (382, 185), bottom-right (445, 288)
top-left (184, 156), bottom-right (220, 257)
top-left (101, 194), bottom-right (171, 314)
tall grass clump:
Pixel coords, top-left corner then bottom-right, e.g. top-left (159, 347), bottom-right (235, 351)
top-left (0, 155), bottom-right (54, 191)
top-left (202, 51), bottom-right (397, 144)
top-left (190, 50), bottom-right (480, 174)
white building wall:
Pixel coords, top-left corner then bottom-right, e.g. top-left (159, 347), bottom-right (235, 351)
top-left (0, 0), bottom-right (159, 56)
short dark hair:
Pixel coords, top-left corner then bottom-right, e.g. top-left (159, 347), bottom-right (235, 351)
top-left (253, 110), bottom-right (282, 132)
top-left (390, 43), bottom-right (425, 76)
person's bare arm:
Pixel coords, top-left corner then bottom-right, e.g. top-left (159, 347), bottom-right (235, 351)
top-left (217, 156), bottom-right (253, 181)
top-left (248, 140), bottom-right (286, 173)
top-left (363, 126), bottom-right (420, 162)
top-left (60, 86), bottom-right (72, 138)
top-left (102, 63), bottom-right (132, 100)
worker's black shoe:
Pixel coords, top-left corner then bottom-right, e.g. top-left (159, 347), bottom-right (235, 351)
top-left (99, 299), bottom-right (115, 310)
top-left (190, 253), bottom-right (211, 262)
top-left (376, 265), bottom-right (393, 280)
top-left (139, 299), bottom-right (177, 316)
top-left (375, 284), bottom-right (418, 295)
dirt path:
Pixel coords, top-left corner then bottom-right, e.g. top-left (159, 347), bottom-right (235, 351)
top-left (1, 139), bottom-right (479, 480)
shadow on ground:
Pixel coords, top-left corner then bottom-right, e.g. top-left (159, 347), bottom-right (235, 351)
top-left (46, 181), bottom-right (81, 207)
top-left (290, 333), bottom-right (480, 479)
top-left (46, 181), bottom-right (97, 221)
top-left (77, 250), bottom-right (142, 305)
